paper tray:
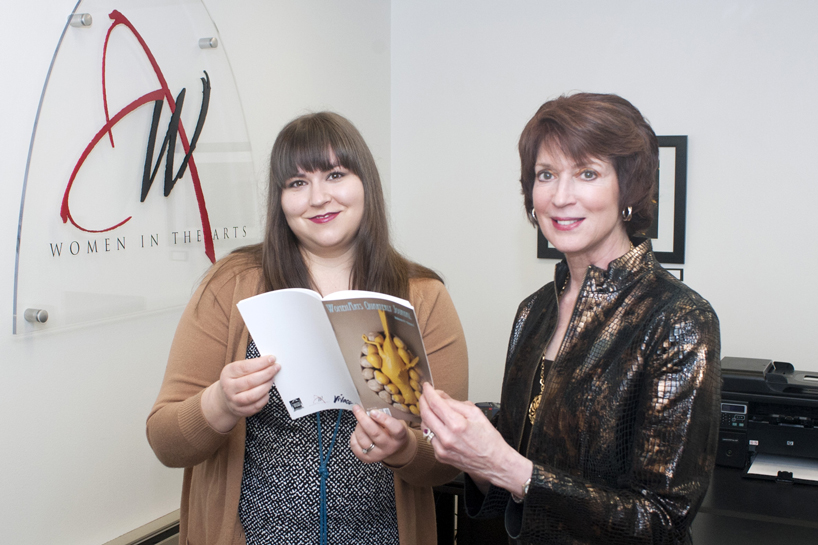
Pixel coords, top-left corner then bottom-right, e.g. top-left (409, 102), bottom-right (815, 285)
top-left (744, 453), bottom-right (818, 485)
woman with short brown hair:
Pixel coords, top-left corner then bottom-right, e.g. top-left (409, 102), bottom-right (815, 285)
top-left (421, 93), bottom-right (719, 544)
top-left (518, 92), bottom-right (658, 235)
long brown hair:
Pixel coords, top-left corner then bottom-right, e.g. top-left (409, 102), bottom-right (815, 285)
top-left (231, 112), bottom-right (439, 299)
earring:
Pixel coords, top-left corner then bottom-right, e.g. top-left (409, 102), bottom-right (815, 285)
top-left (622, 206), bottom-right (632, 222)
top-left (530, 209), bottom-right (537, 222)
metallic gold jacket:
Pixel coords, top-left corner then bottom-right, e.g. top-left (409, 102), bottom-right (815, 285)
top-left (467, 241), bottom-right (721, 544)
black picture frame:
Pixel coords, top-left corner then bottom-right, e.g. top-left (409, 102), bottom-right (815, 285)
top-left (537, 135), bottom-right (688, 264)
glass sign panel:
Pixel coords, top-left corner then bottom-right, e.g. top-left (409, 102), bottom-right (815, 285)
top-left (14, 0), bottom-right (260, 334)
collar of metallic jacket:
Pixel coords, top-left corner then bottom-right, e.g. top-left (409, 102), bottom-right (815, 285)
top-left (553, 237), bottom-right (654, 295)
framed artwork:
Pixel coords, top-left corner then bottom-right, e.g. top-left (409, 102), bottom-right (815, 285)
top-left (665, 268), bottom-right (684, 281)
top-left (537, 135), bottom-right (688, 264)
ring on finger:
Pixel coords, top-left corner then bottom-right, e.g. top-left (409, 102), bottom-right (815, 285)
top-left (422, 428), bottom-right (436, 444)
top-left (362, 442), bottom-right (376, 455)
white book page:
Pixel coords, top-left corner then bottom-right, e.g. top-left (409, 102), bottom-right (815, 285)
top-left (237, 290), bottom-right (361, 419)
top-left (747, 453), bottom-right (818, 483)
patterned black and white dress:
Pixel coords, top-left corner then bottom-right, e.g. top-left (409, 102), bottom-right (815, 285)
top-left (239, 340), bottom-right (400, 544)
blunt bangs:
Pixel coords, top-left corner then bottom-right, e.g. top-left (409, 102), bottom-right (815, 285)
top-left (271, 119), bottom-right (362, 188)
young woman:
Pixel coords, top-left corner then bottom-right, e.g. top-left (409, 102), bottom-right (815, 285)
top-left (147, 112), bottom-right (468, 545)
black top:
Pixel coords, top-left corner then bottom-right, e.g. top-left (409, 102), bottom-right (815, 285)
top-left (239, 340), bottom-right (399, 544)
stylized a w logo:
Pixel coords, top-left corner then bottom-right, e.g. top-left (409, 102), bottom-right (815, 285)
top-left (60, 10), bottom-right (216, 262)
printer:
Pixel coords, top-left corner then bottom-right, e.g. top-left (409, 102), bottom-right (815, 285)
top-left (717, 357), bottom-right (818, 484)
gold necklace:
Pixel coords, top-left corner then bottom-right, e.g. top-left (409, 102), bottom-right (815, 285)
top-left (528, 273), bottom-right (570, 425)
top-left (527, 241), bottom-right (636, 425)
top-left (528, 353), bottom-right (547, 425)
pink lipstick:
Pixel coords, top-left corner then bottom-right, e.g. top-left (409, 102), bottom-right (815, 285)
top-left (551, 217), bottom-right (583, 231)
top-left (310, 212), bottom-right (339, 224)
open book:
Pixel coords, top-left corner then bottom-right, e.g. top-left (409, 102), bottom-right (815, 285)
top-left (237, 289), bottom-right (432, 422)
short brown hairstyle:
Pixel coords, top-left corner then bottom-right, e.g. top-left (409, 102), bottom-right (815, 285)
top-left (518, 93), bottom-right (658, 235)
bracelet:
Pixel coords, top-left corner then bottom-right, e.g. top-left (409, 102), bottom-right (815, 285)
top-left (511, 477), bottom-right (531, 504)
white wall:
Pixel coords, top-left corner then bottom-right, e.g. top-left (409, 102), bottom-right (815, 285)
top-left (0, 1), bottom-right (389, 543)
top-left (5, 0), bottom-right (818, 542)
top-left (204, 0), bottom-right (392, 197)
top-left (391, 0), bottom-right (818, 402)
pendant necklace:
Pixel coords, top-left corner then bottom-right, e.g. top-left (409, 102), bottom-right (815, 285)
top-left (528, 273), bottom-right (570, 425)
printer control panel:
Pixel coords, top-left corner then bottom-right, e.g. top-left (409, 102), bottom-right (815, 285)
top-left (720, 402), bottom-right (748, 429)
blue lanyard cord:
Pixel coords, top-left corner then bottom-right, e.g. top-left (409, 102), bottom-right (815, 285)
top-left (317, 410), bottom-right (344, 545)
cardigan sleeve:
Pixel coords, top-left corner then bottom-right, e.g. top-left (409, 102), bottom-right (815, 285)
top-left (510, 306), bottom-right (721, 544)
top-left (386, 278), bottom-right (469, 487)
top-left (146, 264), bottom-right (248, 468)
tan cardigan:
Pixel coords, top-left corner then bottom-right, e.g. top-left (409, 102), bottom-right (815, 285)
top-left (147, 259), bottom-right (468, 545)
